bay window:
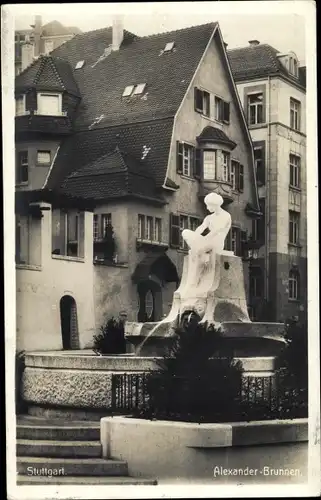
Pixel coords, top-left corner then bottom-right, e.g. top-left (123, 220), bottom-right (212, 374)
top-left (203, 150), bottom-right (216, 180)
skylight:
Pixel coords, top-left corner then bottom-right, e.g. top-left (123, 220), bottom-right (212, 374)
top-left (122, 85), bottom-right (135, 97)
top-left (164, 42), bottom-right (175, 52)
top-left (75, 60), bottom-right (85, 69)
top-left (133, 83), bottom-right (146, 95)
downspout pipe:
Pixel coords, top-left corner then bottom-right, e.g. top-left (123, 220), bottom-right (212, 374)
top-left (265, 76), bottom-right (271, 315)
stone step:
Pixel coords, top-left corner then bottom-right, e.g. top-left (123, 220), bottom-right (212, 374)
top-left (17, 423), bottom-right (100, 441)
top-left (17, 475), bottom-right (157, 485)
top-left (17, 457), bottom-right (128, 477)
top-left (17, 440), bottom-right (102, 458)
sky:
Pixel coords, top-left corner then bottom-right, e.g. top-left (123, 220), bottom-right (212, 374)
top-left (10, 2), bottom-right (309, 64)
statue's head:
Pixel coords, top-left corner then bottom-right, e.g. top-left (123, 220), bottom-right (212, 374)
top-left (204, 192), bottom-right (224, 212)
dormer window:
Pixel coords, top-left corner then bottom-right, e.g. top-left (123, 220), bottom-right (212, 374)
top-left (75, 60), bottom-right (85, 70)
top-left (133, 83), bottom-right (146, 95)
top-left (122, 85), bottom-right (135, 97)
top-left (122, 84), bottom-right (146, 97)
top-left (15, 95), bottom-right (26, 116)
top-left (37, 92), bottom-right (62, 116)
top-left (164, 42), bottom-right (175, 52)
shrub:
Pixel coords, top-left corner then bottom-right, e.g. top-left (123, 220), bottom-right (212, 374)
top-left (15, 350), bottom-right (27, 414)
top-left (93, 317), bottom-right (126, 355)
top-left (136, 319), bottom-right (244, 422)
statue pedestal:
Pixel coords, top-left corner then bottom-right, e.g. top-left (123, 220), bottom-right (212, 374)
top-left (125, 252), bottom-right (285, 357)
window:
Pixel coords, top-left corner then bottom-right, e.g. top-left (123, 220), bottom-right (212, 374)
top-left (289, 210), bottom-right (300, 244)
top-left (230, 160), bottom-right (244, 192)
top-left (194, 88), bottom-right (210, 117)
top-left (37, 150), bottom-right (51, 164)
top-left (101, 213), bottom-right (112, 239)
top-left (75, 60), bottom-right (85, 69)
top-left (154, 218), bottom-right (162, 242)
top-left (289, 269), bottom-right (300, 300)
top-left (52, 209), bottom-right (84, 258)
top-left (222, 152), bottom-right (230, 182)
top-left (44, 40), bottom-right (54, 54)
top-left (250, 267), bottom-right (263, 298)
top-left (254, 145), bottom-right (265, 185)
top-left (203, 150), bottom-right (216, 180)
top-left (133, 83), bottom-right (146, 95)
top-left (289, 154), bottom-right (301, 188)
top-left (230, 160), bottom-right (237, 190)
top-left (93, 214), bottom-right (99, 241)
top-left (16, 95), bottom-right (25, 116)
top-left (215, 97), bottom-right (230, 123)
top-left (122, 85), bottom-right (134, 97)
top-left (177, 142), bottom-right (195, 177)
top-left (251, 200), bottom-right (265, 243)
top-left (164, 41), bottom-right (175, 52)
top-left (293, 59), bottom-right (298, 77)
top-left (169, 213), bottom-right (201, 250)
top-left (146, 216), bottom-right (153, 240)
top-left (37, 93), bottom-right (62, 116)
top-left (138, 215), bottom-right (162, 243)
top-left (290, 98), bottom-right (301, 131)
top-left (16, 151), bottom-right (28, 184)
top-left (248, 93), bottom-right (264, 125)
top-left (231, 227), bottom-right (238, 254)
top-left (15, 215), bottom-right (29, 264)
top-left (224, 226), bottom-right (242, 256)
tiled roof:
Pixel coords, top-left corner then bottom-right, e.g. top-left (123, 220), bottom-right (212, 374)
top-left (227, 44), bottom-right (305, 88)
top-left (47, 117), bottom-right (174, 191)
top-left (197, 125), bottom-right (236, 148)
top-left (50, 22), bottom-right (217, 129)
top-left (15, 55), bottom-right (80, 96)
top-left (60, 147), bottom-right (164, 203)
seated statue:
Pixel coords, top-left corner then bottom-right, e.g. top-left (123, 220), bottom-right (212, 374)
top-left (181, 192), bottom-right (231, 292)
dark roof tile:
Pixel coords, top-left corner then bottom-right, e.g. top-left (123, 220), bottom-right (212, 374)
top-left (197, 125), bottom-right (236, 148)
top-left (227, 44), bottom-right (305, 88)
top-left (51, 23), bottom-right (217, 129)
top-left (47, 117), bottom-right (174, 190)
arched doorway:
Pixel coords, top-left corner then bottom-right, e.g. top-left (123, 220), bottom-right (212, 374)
top-left (60, 295), bottom-right (79, 349)
top-left (137, 280), bottom-right (162, 323)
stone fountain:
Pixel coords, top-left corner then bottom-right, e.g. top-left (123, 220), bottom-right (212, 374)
top-left (126, 192), bottom-right (285, 359)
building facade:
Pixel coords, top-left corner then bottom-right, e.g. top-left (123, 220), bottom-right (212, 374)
top-left (15, 16), bottom-right (81, 75)
top-left (228, 41), bottom-right (307, 323)
top-left (15, 21), bottom-right (261, 351)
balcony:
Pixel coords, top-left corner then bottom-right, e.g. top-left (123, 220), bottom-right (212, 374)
top-left (15, 112), bottom-right (72, 136)
top-left (136, 238), bottom-right (168, 252)
top-left (198, 179), bottom-right (234, 204)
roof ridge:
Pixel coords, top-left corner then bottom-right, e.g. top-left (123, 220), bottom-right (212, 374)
top-left (139, 21), bottom-right (217, 40)
top-left (227, 43), bottom-right (279, 53)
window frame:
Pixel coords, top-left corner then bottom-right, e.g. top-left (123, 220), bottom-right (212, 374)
top-left (248, 92), bottom-right (264, 125)
top-left (16, 94), bottom-right (26, 116)
top-left (289, 210), bottom-right (300, 245)
top-left (214, 96), bottom-right (230, 123)
top-left (182, 142), bottom-right (194, 177)
top-left (16, 150), bottom-right (29, 185)
top-left (37, 92), bottom-right (62, 116)
top-left (101, 213), bottom-right (112, 239)
top-left (194, 87), bottom-right (210, 117)
top-left (37, 150), bottom-right (51, 165)
top-left (289, 153), bottom-right (301, 189)
top-left (203, 149), bottom-right (217, 180)
top-left (221, 151), bottom-right (231, 183)
top-left (290, 98), bottom-right (301, 131)
top-left (288, 269), bottom-right (300, 300)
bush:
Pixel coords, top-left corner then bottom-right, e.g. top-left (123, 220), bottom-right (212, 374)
top-left (16, 350), bottom-right (27, 414)
top-left (135, 319), bottom-right (244, 422)
top-left (93, 317), bottom-right (126, 355)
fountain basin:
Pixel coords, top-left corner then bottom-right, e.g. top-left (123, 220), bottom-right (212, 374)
top-left (125, 321), bottom-right (286, 357)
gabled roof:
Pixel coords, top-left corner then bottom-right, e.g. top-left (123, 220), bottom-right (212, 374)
top-left (227, 44), bottom-right (305, 89)
top-left (15, 55), bottom-right (80, 96)
top-left (50, 22), bottom-right (217, 129)
top-left (60, 147), bottom-right (165, 204)
top-left (46, 117), bottom-right (174, 191)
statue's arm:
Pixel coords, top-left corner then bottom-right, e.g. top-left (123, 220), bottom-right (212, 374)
top-left (194, 216), bottom-right (209, 235)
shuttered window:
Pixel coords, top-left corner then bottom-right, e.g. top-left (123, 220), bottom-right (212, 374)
top-left (170, 214), bottom-right (180, 248)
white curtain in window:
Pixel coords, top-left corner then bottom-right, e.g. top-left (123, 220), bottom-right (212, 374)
top-left (38, 94), bottom-right (60, 115)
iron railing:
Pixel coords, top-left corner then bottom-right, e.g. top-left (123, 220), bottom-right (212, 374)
top-left (111, 372), bottom-right (308, 421)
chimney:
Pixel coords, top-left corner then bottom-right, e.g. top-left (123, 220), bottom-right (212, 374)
top-left (112, 16), bottom-right (124, 51)
top-left (21, 42), bottom-right (35, 71)
top-left (34, 15), bottom-right (42, 57)
top-left (248, 40), bottom-right (260, 47)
